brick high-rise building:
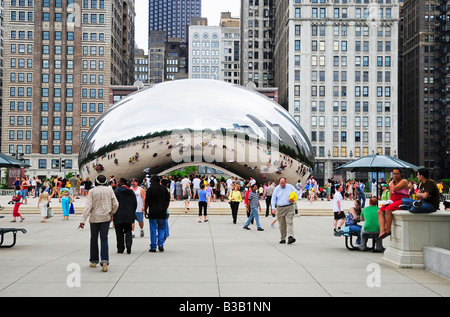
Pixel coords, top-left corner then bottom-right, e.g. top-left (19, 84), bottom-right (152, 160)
top-left (2, 0), bottom-right (135, 176)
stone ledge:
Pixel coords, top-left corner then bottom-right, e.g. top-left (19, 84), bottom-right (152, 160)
top-left (383, 210), bottom-right (450, 268)
top-left (424, 246), bottom-right (450, 280)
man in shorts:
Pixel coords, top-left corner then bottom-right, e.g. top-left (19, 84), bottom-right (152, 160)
top-left (333, 184), bottom-right (345, 236)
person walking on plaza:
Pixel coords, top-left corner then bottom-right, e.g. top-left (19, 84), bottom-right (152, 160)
top-left (83, 177), bottom-right (92, 197)
top-left (35, 177), bottom-right (42, 198)
top-left (38, 186), bottom-right (50, 223)
top-left (69, 174), bottom-right (79, 200)
top-left (198, 184), bottom-right (208, 222)
top-left (79, 175), bottom-right (118, 272)
top-left (145, 175), bottom-right (170, 252)
top-left (333, 184), bottom-right (345, 236)
top-left (358, 180), bottom-right (366, 208)
top-left (21, 177), bottom-right (29, 205)
top-left (183, 183), bottom-right (191, 213)
top-left (263, 181), bottom-right (275, 217)
top-left (11, 185), bottom-right (25, 223)
top-left (271, 177), bottom-right (297, 244)
top-left (228, 184), bottom-right (242, 224)
top-left (113, 178), bottom-right (137, 254)
top-left (52, 176), bottom-right (61, 199)
top-left (243, 184), bottom-right (264, 231)
top-left (130, 178), bottom-right (145, 238)
top-left (60, 186), bottom-right (72, 220)
top-left (192, 175), bottom-right (201, 200)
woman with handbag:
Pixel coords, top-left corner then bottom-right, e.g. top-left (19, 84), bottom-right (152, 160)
top-left (11, 185), bottom-right (25, 222)
top-left (38, 186), bottom-right (51, 222)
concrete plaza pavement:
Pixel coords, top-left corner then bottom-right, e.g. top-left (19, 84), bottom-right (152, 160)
top-left (0, 195), bottom-right (449, 297)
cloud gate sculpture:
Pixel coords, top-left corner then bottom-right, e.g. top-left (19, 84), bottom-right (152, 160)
top-left (79, 79), bottom-right (315, 185)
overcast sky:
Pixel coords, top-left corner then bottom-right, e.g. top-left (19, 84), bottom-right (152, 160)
top-left (134, 0), bottom-right (241, 52)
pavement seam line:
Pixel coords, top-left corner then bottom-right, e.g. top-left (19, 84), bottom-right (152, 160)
top-left (106, 215), bottom-right (180, 297)
top-left (253, 224), bottom-right (333, 297)
top-left (207, 219), bottom-right (222, 297)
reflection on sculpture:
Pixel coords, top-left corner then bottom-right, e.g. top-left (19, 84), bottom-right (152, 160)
top-left (79, 79), bottom-right (315, 184)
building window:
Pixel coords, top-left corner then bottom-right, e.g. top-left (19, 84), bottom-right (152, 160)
top-left (38, 159), bottom-right (47, 169)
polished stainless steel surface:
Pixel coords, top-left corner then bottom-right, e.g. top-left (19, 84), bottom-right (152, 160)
top-left (79, 79), bottom-right (315, 184)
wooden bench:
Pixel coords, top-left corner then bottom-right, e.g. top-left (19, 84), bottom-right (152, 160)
top-left (0, 228), bottom-right (27, 248)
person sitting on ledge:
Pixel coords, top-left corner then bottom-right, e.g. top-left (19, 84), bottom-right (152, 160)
top-left (359, 197), bottom-right (384, 252)
top-left (399, 168), bottom-right (440, 214)
top-left (444, 200), bottom-right (450, 210)
top-left (377, 168), bottom-right (409, 240)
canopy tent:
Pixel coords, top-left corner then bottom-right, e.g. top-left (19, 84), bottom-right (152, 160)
top-left (0, 153), bottom-right (30, 168)
top-left (334, 154), bottom-right (420, 205)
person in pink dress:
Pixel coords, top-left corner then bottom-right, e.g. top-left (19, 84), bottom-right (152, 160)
top-left (377, 168), bottom-right (409, 240)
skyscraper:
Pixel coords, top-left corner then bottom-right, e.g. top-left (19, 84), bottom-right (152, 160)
top-left (399, 0), bottom-right (450, 179)
top-left (273, 0), bottom-right (400, 184)
top-left (188, 13), bottom-right (240, 83)
top-left (148, 0), bottom-right (202, 42)
top-left (2, 0), bottom-right (135, 176)
top-left (240, 0), bottom-right (275, 88)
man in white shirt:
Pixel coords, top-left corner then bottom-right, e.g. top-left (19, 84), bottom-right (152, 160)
top-left (271, 178), bottom-right (298, 244)
top-left (192, 176), bottom-right (201, 200)
top-left (226, 177), bottom-right (234, 196)
top-left (181, 176), bottom-right (191, 190)
top-left (333, 184), bottom-right (345, 236)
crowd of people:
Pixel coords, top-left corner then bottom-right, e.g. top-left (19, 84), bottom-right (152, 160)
top-left (333, 167), bottom-right (443, 251)
top-left (75, 173), bottom-right (300, 272)
top-left (5, 167), bottom-right (447, 272)
top-left (9, 174), bottom-right (94, 223)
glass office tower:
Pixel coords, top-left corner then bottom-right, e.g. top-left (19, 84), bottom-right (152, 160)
top-left (148, 0), bottom-right (201, 42)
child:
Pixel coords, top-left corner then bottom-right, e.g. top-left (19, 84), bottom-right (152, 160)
top-left (11, 185), bottom-right (25, 222)
top-left (379, 184), bottom-right (392, 207)
top-left (61, 187), bottom-right (72, 220)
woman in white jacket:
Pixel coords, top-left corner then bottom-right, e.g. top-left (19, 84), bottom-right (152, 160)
top-left (37, 186), bottom-right (50, 223)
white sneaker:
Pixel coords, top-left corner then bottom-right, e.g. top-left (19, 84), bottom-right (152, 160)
top-left (140, 229), bottom-right (144, 237)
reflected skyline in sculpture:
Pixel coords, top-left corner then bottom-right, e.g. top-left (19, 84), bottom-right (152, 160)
top-left (79, 80), bottom-right (315, 184)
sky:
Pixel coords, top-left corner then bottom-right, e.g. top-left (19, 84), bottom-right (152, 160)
top-left (134, 0), bottom-right (241, 53)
